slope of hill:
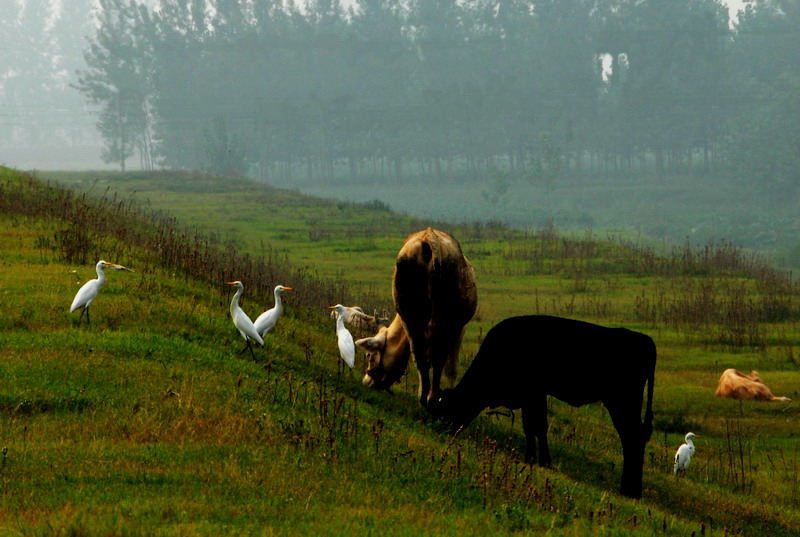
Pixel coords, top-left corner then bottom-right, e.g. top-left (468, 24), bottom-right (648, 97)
top-left (1, 167), bottom-right (797, 536)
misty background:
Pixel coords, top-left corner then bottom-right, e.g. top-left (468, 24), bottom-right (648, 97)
top-left (2, 0), bottom-right (799, 264)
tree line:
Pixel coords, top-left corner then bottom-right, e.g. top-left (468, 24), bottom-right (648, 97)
top-left (71, 0), bottom-right (799, 187)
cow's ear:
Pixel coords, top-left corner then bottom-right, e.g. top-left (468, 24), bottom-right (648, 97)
top-left (356, 334), bottom-right (385, 351)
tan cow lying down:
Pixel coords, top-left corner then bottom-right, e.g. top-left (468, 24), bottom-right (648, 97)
top-left (715, 369), bottom-right (791, 402)
top-left (356, 228), bottom-right (478, 408)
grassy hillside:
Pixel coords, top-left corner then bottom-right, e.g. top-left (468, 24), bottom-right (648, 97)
top-left (1, 167), bottom-right (798, 536)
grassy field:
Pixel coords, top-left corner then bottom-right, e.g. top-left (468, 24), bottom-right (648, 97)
top-left (1, 167), bottom-right (798, 535)
top-left (290, 174), bottom-right (800, 268)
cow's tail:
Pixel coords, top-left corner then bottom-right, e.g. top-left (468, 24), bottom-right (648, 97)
top-left (643, 339), bottom-right (656, 445)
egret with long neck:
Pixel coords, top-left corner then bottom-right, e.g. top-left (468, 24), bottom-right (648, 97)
top-left (254, 285), bottom-right (293, 338)
top-left (226, 281), bottom-right (263, 360)
top-left (328, 304), bottom-right (355, 370)
top-left (70, 260), bottom-right (132, 325)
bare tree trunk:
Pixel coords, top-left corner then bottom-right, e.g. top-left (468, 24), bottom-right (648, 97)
top-left (655, 146), bottom-right (664, 183)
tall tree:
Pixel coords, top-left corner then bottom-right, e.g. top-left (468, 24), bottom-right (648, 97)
top-left (51, 0), bottom-right (101, 151)
top-left (597, 0), bottom-right (730, 180)
top-left (723, 0), bottom-right (800, 193)
top-left (75, 0), bottom-right (155, 171)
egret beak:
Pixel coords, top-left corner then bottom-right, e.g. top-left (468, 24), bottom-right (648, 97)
top-left (327, 306), bottom-right (336, 310)
top-left (284, 287), bottom-right (294, 291)
top-left (109, 263), bottom-right (133, 272)
top-left (226, 281), bottom-right (237, 285)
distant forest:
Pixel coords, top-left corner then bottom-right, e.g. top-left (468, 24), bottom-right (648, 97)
top-left (5, 1), bottom-right (799, 187)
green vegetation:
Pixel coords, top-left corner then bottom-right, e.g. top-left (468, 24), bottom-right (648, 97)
top-left (2, 167), bottom-right (798, 536)
top-left (294, 174), bottom-right (800, 268)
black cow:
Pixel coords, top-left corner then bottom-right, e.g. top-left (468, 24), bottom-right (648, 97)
top-left (433, 315), bottom-right (656, 499)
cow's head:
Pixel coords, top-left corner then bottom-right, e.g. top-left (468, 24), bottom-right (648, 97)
top-left (355, 317), bottom-right (410, 391)
top-left (430, 388), bottom-right (480, 434)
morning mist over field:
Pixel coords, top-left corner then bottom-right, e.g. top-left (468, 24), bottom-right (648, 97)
top-left (2, 0), bottom-right (799, 264)
top-left (3, 3), bottom-right (800, 534)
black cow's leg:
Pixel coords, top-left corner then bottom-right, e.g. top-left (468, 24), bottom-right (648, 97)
top-left (606, 401), bottom-right (645, 499)
top-left (522, 396), bottom-right (550, 466)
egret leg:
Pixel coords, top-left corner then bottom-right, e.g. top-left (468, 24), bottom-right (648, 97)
top-left (238, 340), bottom-right (257, 361)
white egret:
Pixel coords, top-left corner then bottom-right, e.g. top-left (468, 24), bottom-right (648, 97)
top-left (673, 432), bottom-right (700, 476)
top-left (254, 285), bottom-right (293, 338)
top-left (328, 304), bottom-right (355, 369)
top-left (69, 260), bottom-right (132, 325)
top-left (226, 281), bottom-right (264, 360)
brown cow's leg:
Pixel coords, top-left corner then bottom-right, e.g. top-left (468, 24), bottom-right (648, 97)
top-left (428, 360), bottom-right (444, 407)
top-left (522, 398), bottom-right (550, 466)
top-left (405, 324), bottom-right (431, 407)
top-left (426, 323), bottom-right (463, 407)
top-left (426, 336), bottom-right (452, 406)
top-left (414, 354), bottom-right (431, 407)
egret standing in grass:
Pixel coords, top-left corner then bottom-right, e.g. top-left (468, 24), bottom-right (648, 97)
top-left (70, 260), bottom-right (132, 325)
top-left (226, 281), bottom-right (264, 360)
top-left (328, 304), bottom-right (355, 370)
top-left (673, 432), bottom-right (700, 476)
top-left (254, 285), bottom-right (293, 338)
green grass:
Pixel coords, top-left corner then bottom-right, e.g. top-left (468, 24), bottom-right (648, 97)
top-left (290, 174), bottom-right (800, 268)
top-left (1, 167), bottom-right (798, 535)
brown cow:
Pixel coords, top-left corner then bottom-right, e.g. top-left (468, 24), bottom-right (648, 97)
top-left (356, 228), bottom-right (478, 408)
top-left (715, 369), bottom-right (791, 402)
